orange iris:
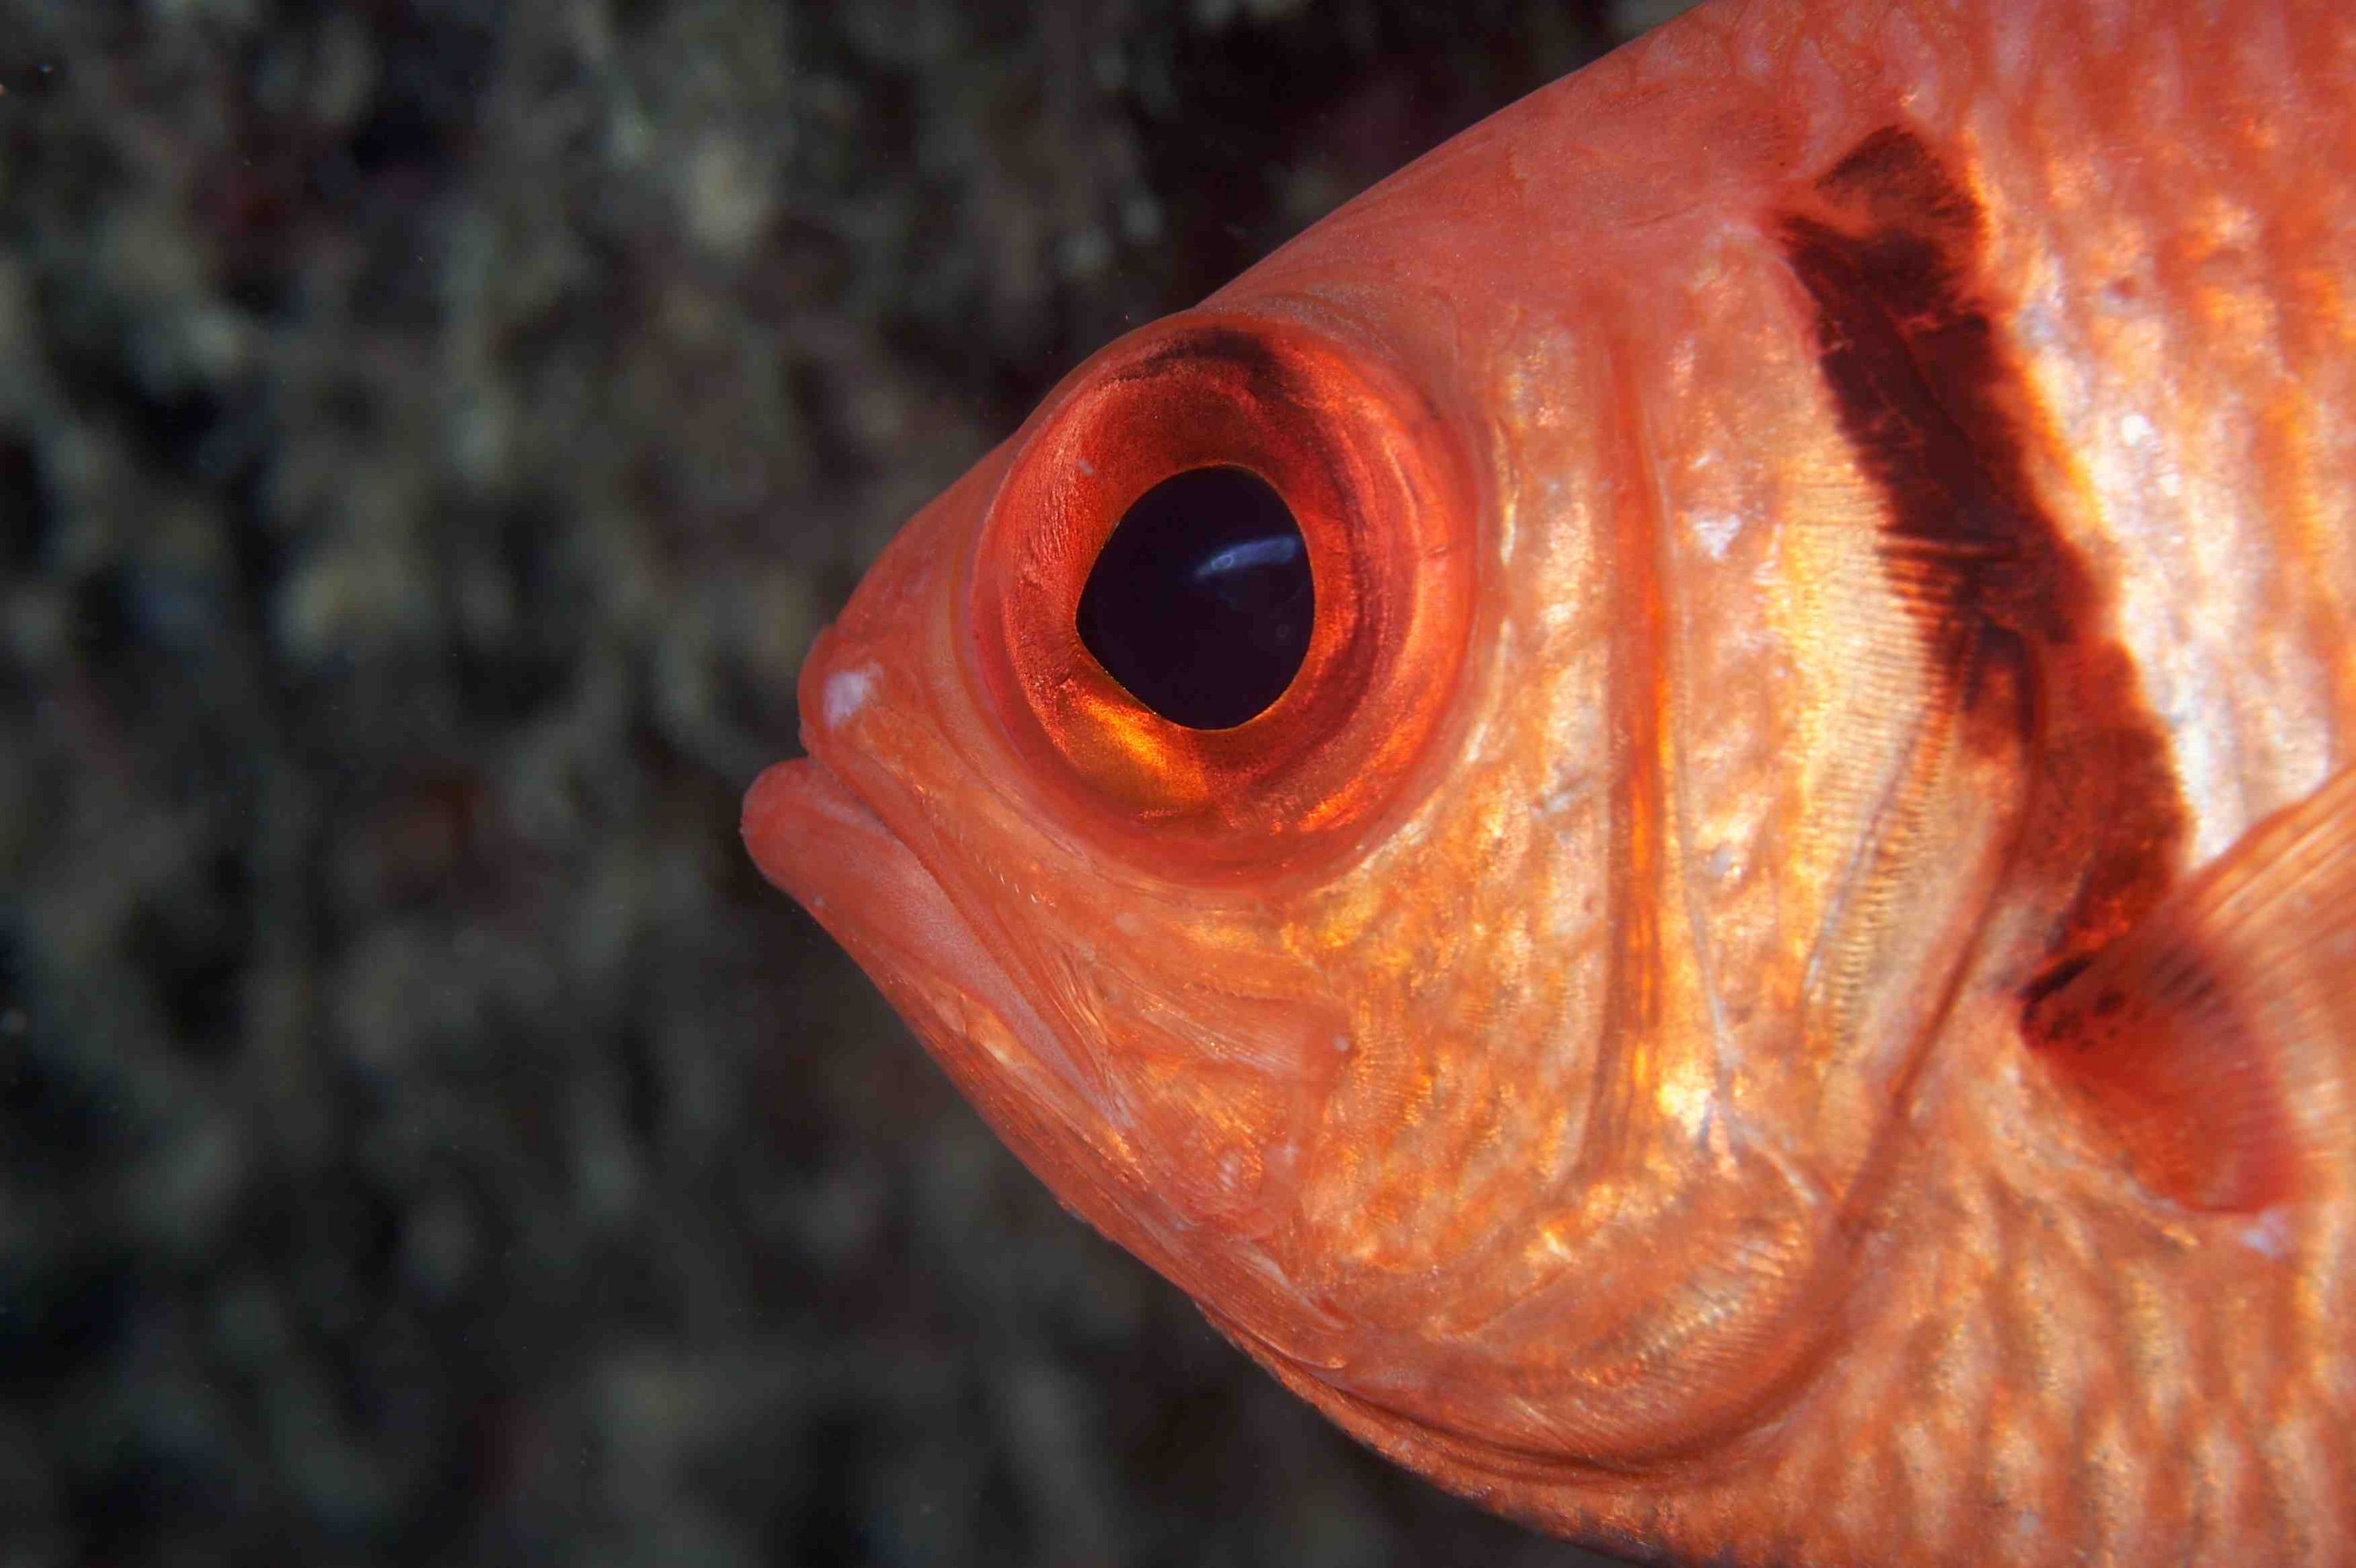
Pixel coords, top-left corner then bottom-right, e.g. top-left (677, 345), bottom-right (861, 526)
top-left (965, 309), bottom-right (1477, 879)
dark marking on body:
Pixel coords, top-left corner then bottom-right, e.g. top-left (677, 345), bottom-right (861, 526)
top-left (1772, 126), bottom-right (2189, 1033)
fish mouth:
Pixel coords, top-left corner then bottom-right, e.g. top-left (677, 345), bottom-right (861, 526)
top-left (741, 753), bottom-right (910, 923)
top-left (740, 753), bottom-right (1106, 1145)
top-left (740, 752), bottom-right (1008, 1020)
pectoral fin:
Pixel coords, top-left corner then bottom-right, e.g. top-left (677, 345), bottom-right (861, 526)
top-left (2025, 766), bottom-right (2356, 1212)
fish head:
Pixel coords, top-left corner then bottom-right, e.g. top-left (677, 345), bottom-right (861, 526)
top-left (748, 60), bottom-right (2067, 1482)
top-left (744, 284), bottom-right (1502, 1321)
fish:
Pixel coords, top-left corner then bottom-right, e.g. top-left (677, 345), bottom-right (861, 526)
top-left (742, 0), bottom-right (2356, 1562)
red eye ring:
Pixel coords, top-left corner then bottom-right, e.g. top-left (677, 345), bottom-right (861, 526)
top-left (967, 307), bottom-right (1476, 879)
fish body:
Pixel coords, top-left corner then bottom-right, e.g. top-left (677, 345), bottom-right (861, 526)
top-left (744, 2), bottom-right (2356, 1563)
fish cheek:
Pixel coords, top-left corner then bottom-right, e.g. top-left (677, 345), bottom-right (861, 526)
top-left (1053, 942), bottom-right (1359, 1237)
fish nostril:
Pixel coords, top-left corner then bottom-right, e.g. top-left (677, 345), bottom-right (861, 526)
top-left (1074, 465), bottom-right (1313, 730)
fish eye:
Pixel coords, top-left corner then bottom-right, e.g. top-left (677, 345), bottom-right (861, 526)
top-left (1076, 466), bottom-right (1313, 731)
top-left (968, 311), bottom-right (1473, 875)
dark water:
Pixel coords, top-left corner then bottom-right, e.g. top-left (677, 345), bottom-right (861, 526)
top-left (0, 3), bottom-right (1685, 1563)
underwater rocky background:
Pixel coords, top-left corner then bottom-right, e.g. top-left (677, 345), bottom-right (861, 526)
top-left (0, 2), bottom-right (1690, 1563)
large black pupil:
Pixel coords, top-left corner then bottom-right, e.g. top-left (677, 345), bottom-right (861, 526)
top-left (1076, 466), bottom-right (1312, 730)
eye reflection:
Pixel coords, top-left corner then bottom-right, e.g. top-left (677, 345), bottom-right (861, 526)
top-left (1076, 466), bottom-right (1313, 730)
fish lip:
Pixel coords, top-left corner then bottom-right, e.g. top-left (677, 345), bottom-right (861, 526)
top-left (739, 751), bottom-right (982, 988)
top-left (740, 749), bottom-right (1107, 1141)
top-left (742, 747), bottom-right (852, 856)
top-left (740, 751), bottom-right (897, 912)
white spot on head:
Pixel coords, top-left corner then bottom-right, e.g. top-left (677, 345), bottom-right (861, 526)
top-left (1688, 510), bottom-right (1742, 561)
top-left (822, 664), bottom-right (879, 729)
top-left (1332, 1034), bottom-right (1352, 1054)
top-left (2239, 1209), bottom-right (2293, 1260)
top-left (2119, 411), bottom-right (2156, 448)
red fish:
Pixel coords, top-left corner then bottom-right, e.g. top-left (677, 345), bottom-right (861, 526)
top-left (744, 0), bottom-right (2356, 1561)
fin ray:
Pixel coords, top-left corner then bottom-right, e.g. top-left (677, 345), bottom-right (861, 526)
top-left (2025, 766), bottom-right (2356, 1211)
